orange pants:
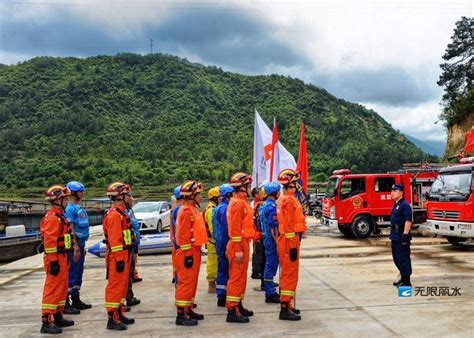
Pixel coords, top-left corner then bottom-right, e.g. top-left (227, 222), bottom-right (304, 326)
top-left (105, 250), bottom-right (131, 312)
top-left (278, 236), bottom-right (300, 303)
top-left (175, 247), bottom-right (201, 307)
top-left (42, 253), bottom-right (68, 315)
top-left (225, 238), bottom-right (250, 308)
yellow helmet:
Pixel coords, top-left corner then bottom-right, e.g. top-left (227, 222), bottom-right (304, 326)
top-left (208, 186), bottom-right (220, 199)
top-left (180, 180), bottom-right (204, 196)
top-left (259, 186), bottom-right (267, 199)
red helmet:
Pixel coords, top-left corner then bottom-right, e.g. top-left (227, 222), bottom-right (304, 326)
top-left (180, 180), bottom-right (204, 196)
top-left (106, 181), bottom-right (132, 197)
top-left (277, 169), bottom-right (299, 186)
top-left (45, 185), bottom-right (70, 202)
top-left (229, 172), bottom-right (253, 187)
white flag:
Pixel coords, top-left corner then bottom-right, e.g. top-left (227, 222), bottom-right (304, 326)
top-left (252, 109), bottom-right (296, 188)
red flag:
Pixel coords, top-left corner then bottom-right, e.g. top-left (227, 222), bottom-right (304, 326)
top-left (269, 119), bottom-right (279, 181)
top-left (296, 123), bottom-right (308, 193)
top-left (464, 127), bottom-right (474, 156)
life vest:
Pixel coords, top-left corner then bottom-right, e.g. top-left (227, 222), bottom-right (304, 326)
top-left (40, 210), bottom-right (73, 253)
top-left (104, 206), bottom-right (136, 250)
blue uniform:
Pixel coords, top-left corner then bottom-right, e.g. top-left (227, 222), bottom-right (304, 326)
top-left (212, 198), bottom-right (230, 300)
top-left (128, 209), bottom-right (141, 247)
top-left (65, 202), bottom-right (90, 295)
top-left (260, 198), bottom-right (279, 297)
top-left (390, 198), bottom-right (413, 277)
top-left (171, 205), bottom-right (182, 250)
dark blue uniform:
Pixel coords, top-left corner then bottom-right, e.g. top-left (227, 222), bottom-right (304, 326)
top-left (390, 198), bottom-right (412, 277)
top-left (212, 198), bottom-right (230, 302)
top-left (259, 199), bottom-right (279, 297)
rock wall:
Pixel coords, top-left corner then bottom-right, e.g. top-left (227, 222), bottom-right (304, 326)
top-left (445, 111), bottom-right (474, 159)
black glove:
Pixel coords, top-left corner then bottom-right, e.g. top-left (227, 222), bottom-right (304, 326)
top-left (402, 234), bottom-right (410, 245)
top-left (184, 256), bottom-right (193, 269)
top-left (50, 260), bottom-right (60, 276)
top-left (116, 260), bottom-right (125, 272)
top-left (289, 248), bottom-right (298, 262)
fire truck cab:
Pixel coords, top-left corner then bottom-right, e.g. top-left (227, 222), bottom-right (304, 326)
top-left (321, 168), bottom-right (437, 238)
top-left (426, 157), bottom-right (474, 245)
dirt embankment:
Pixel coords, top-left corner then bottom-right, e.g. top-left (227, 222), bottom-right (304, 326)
top-left (445, 111), bottom-right (474, 159)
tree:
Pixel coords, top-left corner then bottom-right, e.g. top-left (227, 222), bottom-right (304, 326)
top-left (438, 16), bottom-right (474, 125)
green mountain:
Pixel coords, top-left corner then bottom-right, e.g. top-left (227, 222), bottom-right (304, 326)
top-left (404, 134), bottom-right (445, 157)
top-left (0, 54), bottom-right (436, 192)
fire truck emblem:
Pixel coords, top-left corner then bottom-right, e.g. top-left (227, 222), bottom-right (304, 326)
top-left (352, 197), bottom-right (362, 209)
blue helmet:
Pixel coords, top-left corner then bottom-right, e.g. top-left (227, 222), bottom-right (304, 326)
top-left (67, 181), bottom-right (85, 193)
top-left (264, 182), bottom-right (281, 196)
top-left (174, 186), bottom-right (182, 200)
top-left (219, 183), bottom-right (234, 197)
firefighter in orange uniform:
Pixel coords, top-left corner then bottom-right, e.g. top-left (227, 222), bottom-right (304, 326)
top-left (40, 185), bottom-right (75, 334)
top-left (225, 172), bottom-right (255, 323)
top-left (277, 169), bottom-right (306, 321)
top-left (103, 182), bottom-right (136, 330)
top-left (174, 180), bottom-right (208, 326)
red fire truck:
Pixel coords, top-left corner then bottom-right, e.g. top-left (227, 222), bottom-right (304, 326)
top-left (321, 167), bottom-right (438, 238)
top-left (426, 157), bottom-right (474, 245)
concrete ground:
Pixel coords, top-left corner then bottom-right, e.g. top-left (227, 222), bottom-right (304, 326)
top-left (0, 218), bottom-right (473, 337)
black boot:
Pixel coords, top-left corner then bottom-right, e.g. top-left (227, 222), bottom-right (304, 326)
top-left (63, 296), bottom-right (80, 315)
top-left (127, 297), bottom-right (141, 307)
top-left (53, 312), bottom-right (74, 327)
top-left (217, 297), bottom-right (226, 307)
top-left (175, 307), bottom-right (198, 326)
top-left (251, 272), bottom-right (261, 279)
top-left (132, 277), bottom-right (143, 283)
top-left (107, 311), bottom-right (127, 331)
top-left (393, 279), bottom-right (403, 287)
top-left (238, 302), bottom-right (253, 317)
top-left (119, 306), bottom-right (135, 325)
top-left (40, 315), bottom-right (62, 334)
top-left (279, 302), bottom-right (301, 321)
top-left (71, 292), bottom-right (92, 310)
top-left (189, 308), bottom-right (204, 320)
top-left (265, 293), bottom-right (280, 304)
top-left (398, 275), bottom-right (412, 287)
top-left (226, 307), bottom-right (249, 323)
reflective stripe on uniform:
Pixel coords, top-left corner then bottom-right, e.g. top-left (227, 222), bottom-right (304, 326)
top-left (58, 300), bottom-right (66, 306)
top-left (175, 300), bottom-right (192, 306)
top-left (105, 302), bottom-right (120, 308)
top-left (264, 278), bottom-right (273, 282)
top-left (231, 236), bottom-right (242, 242)
top-left (216, 284), bottom-right (227, 290)
top-left (180, 244), bottom-right (191, 250)
top-left (41, 303), bottom-right (58, 310)
top-left (281, 290), bottom-right (295, 296)
top-left (44, 247), bottom-right (57, 253)
top-left (226, 295), bottom-right (241, 302)
top-left (111, 245), bottom-right (123, 252)
top-left (285, 232), bottom-right (296, 239)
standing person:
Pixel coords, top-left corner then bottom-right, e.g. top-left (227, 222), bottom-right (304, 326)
top-left (64, 181), bottom-right (91, 313)
top-left (250, 188), bottom-right (264, 280)
top-left (170, 186), bottom-right (184, 285)
top-left (130, 204), bottom-right (142, 283)
top-left (225, 172), bottom-right (255, 324)
top-left (260, 182), bottom-right (281, 304)
top-left (125, 206), bottom-right (141, 307)
top-left (174, 180), bottom-right (208, 326)
top-left (103, 182), bottom-right (136, 331)
top-left (277, 169), bottom-right (306, 321)
top-left (203, 186), bottom-right (220, 293)
top-left (212, 183), bottom-right (234, 307)
top-left (40, 185), bottom-right (75, 334)
top-left (390, 184), bottom-right (413, 287)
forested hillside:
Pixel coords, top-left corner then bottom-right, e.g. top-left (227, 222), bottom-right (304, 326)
top-left (0, 53), bottom-right (434, 191)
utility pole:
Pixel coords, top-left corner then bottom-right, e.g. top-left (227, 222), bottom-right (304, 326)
top-left (150, 38), bottom-right (153, 54)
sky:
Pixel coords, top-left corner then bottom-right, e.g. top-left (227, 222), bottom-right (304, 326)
top-left (0, 0), bottom-right (471, 141)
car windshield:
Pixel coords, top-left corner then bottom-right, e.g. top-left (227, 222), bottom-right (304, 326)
top-left (325, 178), bottom-right (338, 198)
top-left (133, 203), bottom-right (160, 213)
top-left (430, 172), bottom-right (472, 196)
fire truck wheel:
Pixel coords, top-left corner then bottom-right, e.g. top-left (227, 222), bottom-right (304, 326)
top-left (350, 215), bottom-right (373, 239)
top-left (338, 225), bottom-right (354, 238)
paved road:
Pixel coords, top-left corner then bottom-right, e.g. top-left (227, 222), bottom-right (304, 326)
top-left (0, 218), bottom-right (472, 337)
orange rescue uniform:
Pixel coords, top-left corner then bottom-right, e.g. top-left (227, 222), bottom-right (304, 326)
top-left (40, 208), bottom-right (73, 315)
top-left (175, 201), bottom-right (208, 308)
top-left (225, 192), bottom-right (256, 308)
top-left (277, 191), bottom-right (306, 304)
top-left (103, 205), bottom-right (135, 313)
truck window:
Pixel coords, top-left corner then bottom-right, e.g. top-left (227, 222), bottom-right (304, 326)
top-left (324, 178), bottom-right (339, 198)
top-left (340, 178), bottom-right (366, 200)
top-left (374, 177), bottom-right (395, 192)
